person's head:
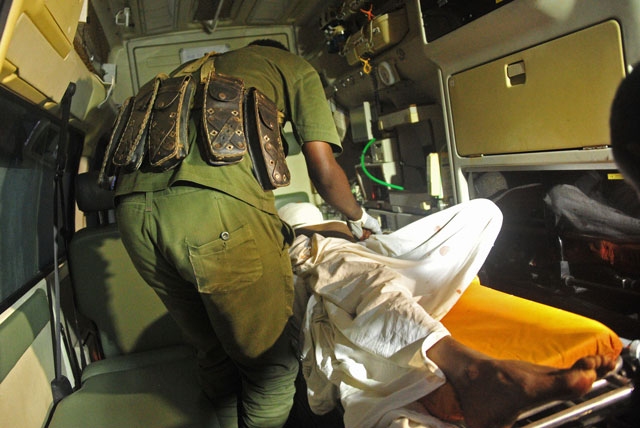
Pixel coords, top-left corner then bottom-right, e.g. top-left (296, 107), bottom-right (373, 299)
top-left (611, 63), bottom-right (640, 194)
top-left (278, 202), bottom-right (356, 241)
top-left (247, 39), bottom-right (289, 52)
top-left (278, 202), bottom-right (325, 228)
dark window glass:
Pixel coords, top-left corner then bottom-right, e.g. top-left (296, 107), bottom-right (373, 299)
top-left (0, 1), bottom-right (12, 38)
top-left (0, 91), bottom-right (80, 306)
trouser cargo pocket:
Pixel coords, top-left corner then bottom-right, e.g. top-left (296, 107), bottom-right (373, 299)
top-left (188, 223), bottom-right (262, 294)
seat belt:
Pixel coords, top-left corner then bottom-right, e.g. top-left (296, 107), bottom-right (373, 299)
top-left (48, 82), bottom-right (77, 404)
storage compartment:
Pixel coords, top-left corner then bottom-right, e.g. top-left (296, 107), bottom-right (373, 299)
top-left (420, 0), bottom-right (516, 42)
top-left (449, 20), bottom-right (626, 156)
top-left (343, 9), bottom-right (408, 66)
top-left (472, 169), bottom-right (640, 338)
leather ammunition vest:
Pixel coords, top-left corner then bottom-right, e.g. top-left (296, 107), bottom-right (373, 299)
top-left (99, 52), bottom-right (290, 192)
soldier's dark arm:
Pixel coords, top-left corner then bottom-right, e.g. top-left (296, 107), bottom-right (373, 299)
top-left (302, 140), bottom-right (363, 222)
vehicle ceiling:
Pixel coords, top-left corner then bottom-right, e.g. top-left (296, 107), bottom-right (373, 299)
top-left (93, 0), bottom-right (334, 44)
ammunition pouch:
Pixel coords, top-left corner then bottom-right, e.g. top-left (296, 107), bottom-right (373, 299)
top-left (245, 88), bottom-right (291, 190)
top-left (98, 55), bottom-right (291, 192)
top-left (98, 96), bottom-right (134, 190)
top-left (148, 75), bottom-right (197, 170)
top-left (201, 71), bottom-right (247, 165)
top-left (112, 75), bottom-right (164, 172)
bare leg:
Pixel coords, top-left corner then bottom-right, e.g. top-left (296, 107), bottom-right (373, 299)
top-left (419, 336), bottom-right (616, 428)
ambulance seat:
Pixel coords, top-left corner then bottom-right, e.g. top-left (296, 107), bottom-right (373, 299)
top-left (49, 172), bottom-right (220, 428)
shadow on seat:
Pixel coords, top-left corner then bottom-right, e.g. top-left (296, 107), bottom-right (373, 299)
top-left (49, 171), bottom-right (220, 428)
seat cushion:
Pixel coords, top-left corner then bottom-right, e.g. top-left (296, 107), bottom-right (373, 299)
top-left (69, 224), bottom-right (185, 356)
top-left (49, 346), bottom-right (220, 428)
top-left (80, 345), bottom-right (195, 383)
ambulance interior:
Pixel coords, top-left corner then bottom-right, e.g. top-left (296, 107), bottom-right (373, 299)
top-left (1, 1), bottom-right (639, 427)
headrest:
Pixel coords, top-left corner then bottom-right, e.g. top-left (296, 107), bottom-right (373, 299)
top-left (75, 171), bottom-right (115, 212)
top-left (278, 202), bottom-right (325, 228)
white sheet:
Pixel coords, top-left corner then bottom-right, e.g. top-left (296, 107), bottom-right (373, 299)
top-left (289, 199), bottom-right (503, 428)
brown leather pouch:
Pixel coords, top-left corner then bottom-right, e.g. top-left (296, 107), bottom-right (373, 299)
top-left (98, 96), bottom-right (134, 189)
top-left (245, 88), bottom-right (290, 190)
top-left (147, 75), bottom-right (197, 171)
top-left (201, 71), bottom-right (247, 165)
top-left (113, 74), bottom-right (165, 171)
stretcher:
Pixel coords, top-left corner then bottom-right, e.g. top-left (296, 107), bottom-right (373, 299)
top-left (293, 218), bottom-right (636, 426)
top-left (47, 186), bottom-right (636, 428)
top-left (438, 277), bottom-right (635, 427)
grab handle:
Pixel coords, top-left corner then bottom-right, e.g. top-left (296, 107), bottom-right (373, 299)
top-left (506, 60), bottom-right (526, 86)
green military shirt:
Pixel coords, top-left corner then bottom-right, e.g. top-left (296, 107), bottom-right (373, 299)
top-left (115, 45), bottom-right (342, 215)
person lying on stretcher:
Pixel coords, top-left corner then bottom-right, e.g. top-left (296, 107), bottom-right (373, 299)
top-left (278, 200), bottom-right (617, 428)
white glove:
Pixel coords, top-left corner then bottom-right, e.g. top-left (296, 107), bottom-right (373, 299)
top-left (347, 207), bottom-right (382, 239)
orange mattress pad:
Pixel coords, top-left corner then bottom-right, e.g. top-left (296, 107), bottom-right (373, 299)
top-left (441, 278), bottom-right (622, 367)
top-left (426, 278), bottom-right (623, 421)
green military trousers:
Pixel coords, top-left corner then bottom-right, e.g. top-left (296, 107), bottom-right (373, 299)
top-left (115, 184), bottom-right (298, 428)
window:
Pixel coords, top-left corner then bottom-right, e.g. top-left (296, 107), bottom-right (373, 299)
top-left (0, 1), bottom-right (12, 38)
top-left (0, 88), bottom-right (81, 308)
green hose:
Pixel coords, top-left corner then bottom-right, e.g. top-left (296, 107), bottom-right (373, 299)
top-left (360, 138), bottom-right (405, 191)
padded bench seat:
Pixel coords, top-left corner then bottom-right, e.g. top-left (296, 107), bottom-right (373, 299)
top-left (51, 173), bottom-right (223, 428)
top-left (49, 345), bottom-right (220, 428)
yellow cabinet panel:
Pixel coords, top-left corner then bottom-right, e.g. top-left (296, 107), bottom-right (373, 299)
top-left (44, 0), bottom-right (85, 44)
top-left (450, 20), bottom-right (626, 156)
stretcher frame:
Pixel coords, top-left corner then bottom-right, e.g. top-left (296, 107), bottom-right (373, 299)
top-left (289, 222), bottom-right (638, 426)
top-left (514, 356), bottom-right (636, 428)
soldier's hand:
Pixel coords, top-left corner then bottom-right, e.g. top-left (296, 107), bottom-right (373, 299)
top-left (347, 208), bottom-right (382, 240)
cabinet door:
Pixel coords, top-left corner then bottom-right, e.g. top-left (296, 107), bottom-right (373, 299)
top-left (450, 20), bottom-right (625, 156)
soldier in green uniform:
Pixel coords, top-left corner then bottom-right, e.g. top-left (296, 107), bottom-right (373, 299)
top-left (113, 40), bottom-right (381, 428)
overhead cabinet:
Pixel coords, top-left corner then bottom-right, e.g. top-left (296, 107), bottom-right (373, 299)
top-left (449, 20), bottom-right (626, 157)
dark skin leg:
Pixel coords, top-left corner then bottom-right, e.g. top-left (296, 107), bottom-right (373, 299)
top-left (420, 336), bottom-right (616, 428)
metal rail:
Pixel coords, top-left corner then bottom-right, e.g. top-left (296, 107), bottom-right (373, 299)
top-left (520, 385), bottom-right (633, 428)
top-left (518, 358), bottom-right (626, 422)
top-left (517, 378), bottom-right (610, 421)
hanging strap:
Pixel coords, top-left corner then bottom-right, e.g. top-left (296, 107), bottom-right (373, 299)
top-left (49, 82), bottom-right (77, 404)
top-left (53, 160), bottom-right (86, 381)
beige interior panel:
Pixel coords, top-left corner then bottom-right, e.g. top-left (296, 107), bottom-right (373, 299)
top-left (0, 59), bottom-right (48, 105)
top-left (0, 327), bottom-right (54, 428)
top-left (0, 0), bottom-right (74, 61)
top-left (274, 124), bottom-right (313, 201)
top-left (2, 74), bottom-right (48, 104)
top-left (4, 13), bottom-right (106, 119)
top-left (44, 0), bottom-right (85, 44)
top-left (2, 73), bottom-right (48, 106)
top-left (22, 0), bottom-right (72, 57)
top-left (7, 13), bottom-right (77, 101)
top-left (449, 20), bottom-right (625, 156)
top-left (273, 152), bottom-right (313, 202)
top-left (130, 31), bottom-right (292, 90)
top-left (0, 58), bottom-right (16, 80)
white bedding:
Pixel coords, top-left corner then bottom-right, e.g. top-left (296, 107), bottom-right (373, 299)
top-left (289, 199), bottom-right (503, 428)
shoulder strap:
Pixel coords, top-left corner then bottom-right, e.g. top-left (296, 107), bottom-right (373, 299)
top-left (200, 57), bottom-right (216, 83)
top-left (172, 51), bottom-right (217, 78)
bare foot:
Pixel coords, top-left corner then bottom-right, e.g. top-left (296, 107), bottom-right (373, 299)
top-left (423, 337), bottom-right (616, 428)
top-left (419, 381), bottom-right (463, 422)
top-left (453, 355), bottom-right (615, 428)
